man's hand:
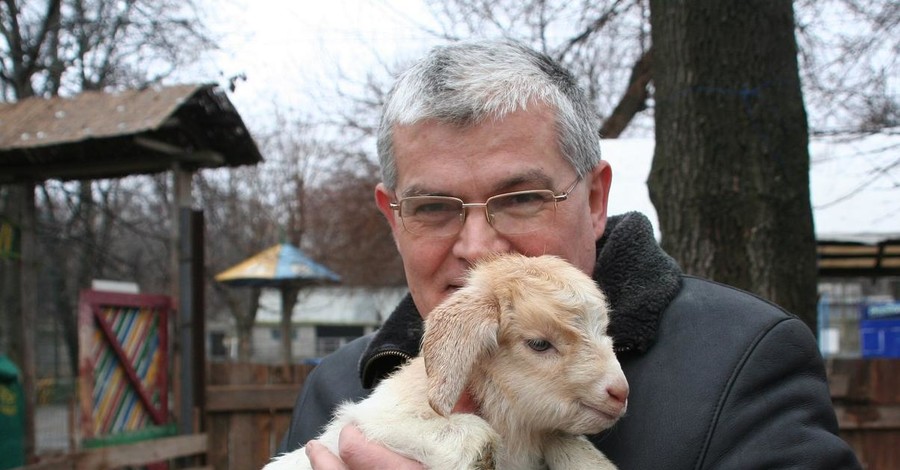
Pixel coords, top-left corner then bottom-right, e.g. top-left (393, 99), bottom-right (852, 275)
top-left (306, 425), bottom-right (424, 470)
top-left (306, 391), bottom-right (477, 469)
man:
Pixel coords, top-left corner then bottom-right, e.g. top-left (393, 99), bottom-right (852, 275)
top-left (280, 39), bottom-right (860, 469)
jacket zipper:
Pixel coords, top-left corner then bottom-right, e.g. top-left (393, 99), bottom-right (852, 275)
top-left (362, 349), bottom-right (414, 381)
top-left (368, 349), bottom-right (413, 364)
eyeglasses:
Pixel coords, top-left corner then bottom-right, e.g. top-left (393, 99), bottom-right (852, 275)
top-left (390, 177), bottom-right (581, 238)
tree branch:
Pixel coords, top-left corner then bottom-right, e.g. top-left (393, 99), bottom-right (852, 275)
top-left (555, 0), bottom-right (627, 59)
top-left (599, 48), bottom-right (652, 138)
top-left (23, 0), bottom-right (62, 79)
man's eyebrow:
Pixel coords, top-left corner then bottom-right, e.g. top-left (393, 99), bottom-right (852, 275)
top-left (493, 171), bottom-right (554, 192)
top-left (398, 170), bottom-right (555, 198)
top-left (398, 185), bottom-right (446, 198)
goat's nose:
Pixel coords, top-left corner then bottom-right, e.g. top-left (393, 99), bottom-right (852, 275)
top-left (607, 376), bottom-right (629, 405)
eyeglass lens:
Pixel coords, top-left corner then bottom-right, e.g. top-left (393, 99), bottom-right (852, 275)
top-left (399, 190), bottom-right (557, 237)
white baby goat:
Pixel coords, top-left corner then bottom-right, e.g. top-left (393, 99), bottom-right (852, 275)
top-left (265, 253), bottom-right (628, 469)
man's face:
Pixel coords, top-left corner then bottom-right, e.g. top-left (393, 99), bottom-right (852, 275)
top-left (375, 103), bottom-right (612, 318)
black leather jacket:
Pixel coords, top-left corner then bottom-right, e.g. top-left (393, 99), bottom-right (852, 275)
top-left (280, 212), bottom-right (861, 469)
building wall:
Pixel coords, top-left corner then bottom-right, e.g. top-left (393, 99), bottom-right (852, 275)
top-left (249, 324), bottom-right (377, 364)
top-left (209, 285), bottom-right (408, 363)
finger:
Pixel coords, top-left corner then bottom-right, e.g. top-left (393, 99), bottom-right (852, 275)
top-left (338, 425), bottom-right (424, 470)
top-left (306, 440), bottom-right (348, 470)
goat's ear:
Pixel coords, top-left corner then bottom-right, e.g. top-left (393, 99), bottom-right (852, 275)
top-left (422, 287), bottom-right (500, 417)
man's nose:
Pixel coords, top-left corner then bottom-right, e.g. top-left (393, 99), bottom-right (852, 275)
top-left (451, 207), bottom-right (509, 261)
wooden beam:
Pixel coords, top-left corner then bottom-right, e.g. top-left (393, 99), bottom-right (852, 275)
top-left (205, 384), bottom-right (302, 412)
top-left (11, 434), bottom-right (208, 470)
top-left (818, 245), bottom-right (879, 255)
top-left (75, 434), bottom-right (208, 470)
top-left (133, 137), bottom-right (225, 165)
top-left (834, 405), bottom-right (900, 430)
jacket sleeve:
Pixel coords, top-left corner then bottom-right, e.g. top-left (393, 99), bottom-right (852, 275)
top-left (277, 337), bottom-right (371, 455)
top-left (701, 316), bottom-right (861, 469)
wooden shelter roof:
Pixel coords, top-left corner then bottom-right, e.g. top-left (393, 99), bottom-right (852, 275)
top-left (817, 237), bottom-right (900, 277)
top-left (0, 83), bottom-right (262, 183)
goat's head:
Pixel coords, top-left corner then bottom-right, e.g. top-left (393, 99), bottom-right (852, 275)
top-left (422, 253), bottom-right (628, 436)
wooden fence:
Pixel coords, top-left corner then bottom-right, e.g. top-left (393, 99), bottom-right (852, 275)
top-left (203, 359), bottom-right (898, 470)
top-left (828, 358), bottom-right (900, 469)
top-left (204, 363), bottom-right (315, 470)
top-left (18, 358), bottom-right (894, 470)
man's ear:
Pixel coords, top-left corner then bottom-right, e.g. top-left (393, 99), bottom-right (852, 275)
top-left (374, 183), bottom-right (400, 232)
top-left (587, 161), bottom-right (612, 239)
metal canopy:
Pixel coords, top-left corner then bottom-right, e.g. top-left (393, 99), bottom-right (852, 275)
top-left (215, 243), bottom-right (341, 366)
top-left (0, 83), bottom-right (262, 183)
top-left (215, 243), bottom-right (341, 287)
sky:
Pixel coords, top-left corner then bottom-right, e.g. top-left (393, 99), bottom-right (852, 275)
top-left (187, 0), bottom-right (442, 126)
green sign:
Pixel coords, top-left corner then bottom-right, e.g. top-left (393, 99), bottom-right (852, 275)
top-left (0, 217), bottom-right (20, 260)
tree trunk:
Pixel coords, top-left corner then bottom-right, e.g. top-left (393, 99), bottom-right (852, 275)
top-left (280, 286), bottom-right (301, 366)
top-left (227, 286), bottom-right (260, 362)
top-left (647, 1), bottom-right (818, 331)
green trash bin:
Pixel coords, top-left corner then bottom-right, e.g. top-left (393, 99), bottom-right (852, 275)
top-left (0, 354), bottom-right (25, 469)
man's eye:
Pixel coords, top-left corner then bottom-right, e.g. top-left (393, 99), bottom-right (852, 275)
top-left (414, 202), bottom-right (457, 214)
top-left (526, 339), bottom-right (553, 352)
top-left (493, 191), bottom-right (551, 212)
top-left (508, 192), bottom-right (546, 205)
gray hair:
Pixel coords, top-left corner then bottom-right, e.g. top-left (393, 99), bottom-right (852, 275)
top-left (376, 39), bottom-right (602, 190)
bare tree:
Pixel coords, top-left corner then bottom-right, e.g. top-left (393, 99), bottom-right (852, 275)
top-left (421, 0), bottom-right (898, 138)
top-left (795, 0), bottom-right (899, 134)
top-left (1, 0), bottom-right (214, 98)
top-left (303, 153), bottom-right (406, 287)
top-left (422, 0), bottom-right (654, 137)
top-left (0, 0), bottom-right (214, 375)
top-left (198, 164), bottom-right (280, 361)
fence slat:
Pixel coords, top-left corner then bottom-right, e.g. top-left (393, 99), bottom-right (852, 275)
top-left (75, 433), bottom-right (208, 469)
top-left (16, 434), bottom-right (208, 470)
top-left (206, 384), bottom-right (301, 412)
top-left (204, 363), bottom-right (314, 469)
top-left (834, 404), bottom-right (900, 430)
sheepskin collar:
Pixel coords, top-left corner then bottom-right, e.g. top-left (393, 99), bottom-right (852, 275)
top-left (593, 211), bottom-right (682, 353)
top-left (359, 211), bottom-right (682, 388)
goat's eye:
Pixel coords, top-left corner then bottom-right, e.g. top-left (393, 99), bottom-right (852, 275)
top-left (526, 339), bottom-right (553, 352)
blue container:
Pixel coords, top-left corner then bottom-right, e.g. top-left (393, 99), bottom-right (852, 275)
top-left (0, 355), bottom-right (25, 469)
top-left (860, 318), bottom-right (900, 358)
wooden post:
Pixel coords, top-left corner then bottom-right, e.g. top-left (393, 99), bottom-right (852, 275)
top-left (191, 209), bottom-right (207, 435)
top-left (18, 182), bottom-right (37, 463)
top-left (171, 165), bottom-right (195, 435)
